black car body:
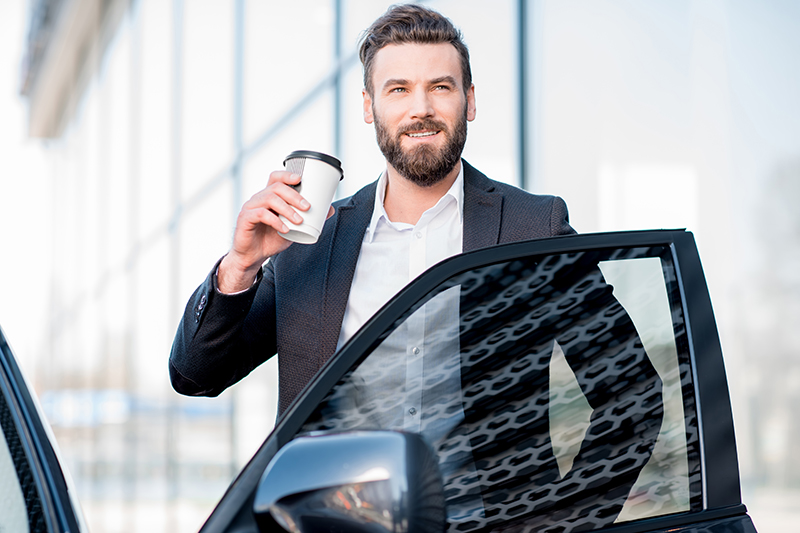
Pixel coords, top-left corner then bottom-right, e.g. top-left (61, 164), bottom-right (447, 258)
top-left (0, 230), bottom-right (758, 533)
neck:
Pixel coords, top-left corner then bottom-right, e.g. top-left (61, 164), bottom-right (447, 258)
top-left (382, 160), bottom-right (461, 225)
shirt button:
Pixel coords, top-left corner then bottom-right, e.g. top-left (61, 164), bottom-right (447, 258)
top-left (408, 407), bottom-right (417, 416)
top-left (415, 231), bottom-right (423, 239)
top-left (412, 346), bottom-right (420, 355)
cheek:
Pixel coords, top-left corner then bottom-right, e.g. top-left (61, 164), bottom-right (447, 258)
top-left (380, 105), bottom-right (405, 125)
top-left (441, 98), bottom-right (467, 118)
top-left (376, 110), bottom-right (406, 133)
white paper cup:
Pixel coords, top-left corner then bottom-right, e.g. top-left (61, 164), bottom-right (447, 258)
top-left (279, 150), bottom-right (344, 244)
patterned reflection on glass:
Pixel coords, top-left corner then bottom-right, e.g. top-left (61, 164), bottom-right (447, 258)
top-left (0, 390), bottom-right (36, 533)
top-left (302, 247), bottom-right (701, 532)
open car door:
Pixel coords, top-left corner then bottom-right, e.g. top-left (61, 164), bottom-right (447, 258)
top-left (1, 327), bottom-right (87, 533)
top-left (199, 229), bottom-right (757, 533)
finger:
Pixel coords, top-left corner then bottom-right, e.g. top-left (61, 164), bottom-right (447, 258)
top-left (252, 196), bottom-right (303, 227)
top-left (238, 191), bottom-right (299, 228)
top-left (243, 206), bottom-right (290, 234)
top-left (326, 205), bottom-right (335, 220)
top-left (270, 172), bottom-right (310, 211)
top-left (244, 185), bottom-right (308, 223)
top-left (278, 183), bottom-right (311, 211)
top-left (251, 181), bottom-right (310, 213)
top-left (267, 170), bottom-right (302, 186)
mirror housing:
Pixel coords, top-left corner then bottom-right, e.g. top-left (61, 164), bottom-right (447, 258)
top-left (253, 430), bottom-right (445, 533)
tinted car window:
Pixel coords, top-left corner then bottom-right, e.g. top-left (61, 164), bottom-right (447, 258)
top-left (299, 245), bottom-right (701, 532)
top-left (1, 328), bottom-right (85, 533)
top-left (0, 377), bottom-right (37, 533)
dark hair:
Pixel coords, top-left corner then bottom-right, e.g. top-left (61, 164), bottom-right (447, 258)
top-left (358, 4), bottom-right (472, 96)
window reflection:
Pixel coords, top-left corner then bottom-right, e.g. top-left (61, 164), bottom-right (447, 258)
top-left (303, 247), bottom-right (698, 531)
top-left (0, 400), bottom-right (32, 533)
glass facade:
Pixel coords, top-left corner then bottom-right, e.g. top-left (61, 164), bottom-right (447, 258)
top-left (9, 0), bottom-right (800, 532)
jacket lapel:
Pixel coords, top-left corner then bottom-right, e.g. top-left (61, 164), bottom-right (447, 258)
top-left (317, 183), bottom-right (377, 366)
top-left (462, 160), bottom-right (503, 252)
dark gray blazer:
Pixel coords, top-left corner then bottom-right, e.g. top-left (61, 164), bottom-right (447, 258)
top-left (169, 161), bottom-right (575, 414)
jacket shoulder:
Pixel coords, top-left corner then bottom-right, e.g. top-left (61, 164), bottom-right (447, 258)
top-left (462, 160), bottom-right (576, 237)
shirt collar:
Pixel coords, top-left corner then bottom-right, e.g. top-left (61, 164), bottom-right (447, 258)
top-left (366, 161), bottom-right (465, 243)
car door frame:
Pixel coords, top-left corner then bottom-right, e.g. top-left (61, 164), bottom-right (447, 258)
top-left (200, 229), bottom-right (749, 533)
top-left (0, 326), bottom-right (86, 533)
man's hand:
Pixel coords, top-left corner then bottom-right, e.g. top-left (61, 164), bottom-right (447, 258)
top-left (217, 170), bottom-right (332, 293)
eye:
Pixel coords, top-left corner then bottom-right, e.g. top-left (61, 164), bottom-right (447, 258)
top-left (389, 87), bottom-right (407, 93)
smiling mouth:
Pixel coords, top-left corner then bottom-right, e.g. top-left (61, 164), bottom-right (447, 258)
top-left (406, 131), bottom-right (439, 138)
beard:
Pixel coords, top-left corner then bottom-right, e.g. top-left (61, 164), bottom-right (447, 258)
top-left (374, 106), bottom-right (468, 187)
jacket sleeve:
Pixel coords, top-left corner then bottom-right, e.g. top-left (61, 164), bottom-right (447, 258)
top-left (551, 195), bottom-right (578, 236)
top-left (169, 256), bottom-right (278, 397)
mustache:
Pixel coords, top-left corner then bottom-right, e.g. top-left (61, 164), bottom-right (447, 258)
top-left (397, 119), bottom-right (448, 136)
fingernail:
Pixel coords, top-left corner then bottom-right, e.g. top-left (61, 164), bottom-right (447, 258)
top-left (293, 212), bottom-right (303, 223)
top-left (300, 199), bottom-right (310, 209)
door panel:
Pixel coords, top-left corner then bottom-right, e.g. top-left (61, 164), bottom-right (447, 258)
top-left (0, 397), bottom-right (35, 533)
top-left (299, 244), bottom-right (701, 531)
top-left (201, 231), bottom-right (750, 533)
top-left (0, 327), bottom-right (84, 533)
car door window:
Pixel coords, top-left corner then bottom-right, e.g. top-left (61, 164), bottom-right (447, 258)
top-left (298, 245), bottom-right (701, 532)
top-left (0, 387), bottom-right (36, 533)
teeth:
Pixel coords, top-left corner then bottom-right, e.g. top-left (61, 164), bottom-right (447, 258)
top-left (407, 131), bottom-right (437, 138)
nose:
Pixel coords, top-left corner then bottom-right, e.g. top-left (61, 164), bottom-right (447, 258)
top-left (409, 90), bottom-right (434, 120)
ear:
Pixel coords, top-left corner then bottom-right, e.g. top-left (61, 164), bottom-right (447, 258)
top-left (363, 88), bottom-right (374, 124)
top-left (466, 84), bottom-right (477, 122)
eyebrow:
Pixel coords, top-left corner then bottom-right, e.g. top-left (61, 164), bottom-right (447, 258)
top-left (429, 76), bottom-right (459, 87)
top-left (382, 78), bottom-right (410, 90)
top-left (381, 75), bottom-right (459, 91)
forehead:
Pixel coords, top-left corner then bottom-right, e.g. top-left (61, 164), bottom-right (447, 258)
top-left (371, 42), bottom-right (464, 89)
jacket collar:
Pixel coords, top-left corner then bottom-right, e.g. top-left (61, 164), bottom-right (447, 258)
top-left (462, 160), bottom-right (503, 252)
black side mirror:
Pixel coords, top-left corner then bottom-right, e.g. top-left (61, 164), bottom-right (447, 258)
top-left (253, 430), bottom-right (445, 533)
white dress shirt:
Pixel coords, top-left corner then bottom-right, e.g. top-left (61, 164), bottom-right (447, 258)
top-left (335, 163), bottom-right (464, 428)
top-left (336, 164), bottom-right (464, 348)
top-left (328, 163), bottom-right (482, 523)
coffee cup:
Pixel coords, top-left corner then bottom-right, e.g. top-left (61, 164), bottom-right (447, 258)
top-left (279, 150), bottom-right (344, 244)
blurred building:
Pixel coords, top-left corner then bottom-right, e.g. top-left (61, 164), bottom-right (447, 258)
top-left (17, 0), bottom-right (800, 532)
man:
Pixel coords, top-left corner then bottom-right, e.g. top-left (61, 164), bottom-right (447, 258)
top-left (170, 5), bottom-right (575, 415)
top-left (170, 5), bottom-right (662, 530)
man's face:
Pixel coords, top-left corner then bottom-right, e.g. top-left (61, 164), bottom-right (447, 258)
top-left (363, 43), bottom-right (476, 187)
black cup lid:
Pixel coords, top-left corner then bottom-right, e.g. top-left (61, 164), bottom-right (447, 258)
top-left (284, 150), bottom-right (344, 180)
